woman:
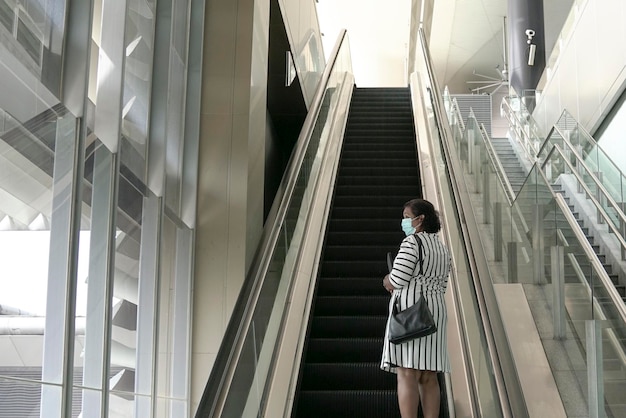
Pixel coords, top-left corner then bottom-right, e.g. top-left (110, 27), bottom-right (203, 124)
top-left (381, 198), bottom-right (451, 418)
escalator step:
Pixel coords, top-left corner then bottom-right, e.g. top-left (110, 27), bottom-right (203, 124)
top-left (334, 184), bottom-right (418, 196)
top-left (324, 231), bottom-right (403, 246)
top-left (300, 363), bottom-right (395, 390)
top-left (294, 390), bottom-right (399, 418)
top-left (330, 206), bottom-right (404, 220)
top-left (338, 166), bottom-right (418, 177)
top-left (309, 316), bottom-right (388, 338)
top-left (339, 157), bottom-right (416, 168)
top-left (327, 218), bottom-right (401, 232)
top-left (322, 245), bottom-right (397, 261)
top-left (316, 277), bottom-right (389, 296)
top-left (305, 338), bottom-right (384, 362)
top-left (333, 195), bottom-right (417, 207)
top-left (320, 260), bottom-right (388, 277)
top-left (313, 295), bottom-right (390, 316)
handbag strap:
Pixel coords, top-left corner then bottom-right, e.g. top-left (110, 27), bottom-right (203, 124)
top-left (393, 234), bottom-right (426, 305)
top-left (415, 233), bottom-right (425, 296)
top-left (415, 233), bottom-right (424, 275)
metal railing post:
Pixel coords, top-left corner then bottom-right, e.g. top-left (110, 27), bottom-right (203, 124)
top-left (494, 202), bottom-right (502, 261)
top-left (586, 320), bottom-right (604, 418)
top-left (594, 171), bottom-right (604, 225)
top-left (483, 163), bottom-right (490, 224)
top-left (533, 204), bottom-right (544, 284)
top-left (551, 245), bottom-right (565, 339)
top-left (507, 241), bottom-right (517, 283)
top-left (618, 202), bottom-right (626, 261)
top-left (467, 128), bottom-right (475, 174)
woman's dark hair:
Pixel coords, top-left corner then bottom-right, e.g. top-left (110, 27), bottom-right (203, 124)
top-left (404, 198), bottom-right (441, 233)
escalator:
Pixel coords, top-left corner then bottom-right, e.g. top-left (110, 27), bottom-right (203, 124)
top-left (197, 29), bottom-right (517, 418)
top-left (292, 87), bottom-right (448, 417)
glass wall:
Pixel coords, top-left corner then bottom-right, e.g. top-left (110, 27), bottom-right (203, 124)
top-left (0, 0), bottom-right (201, 416)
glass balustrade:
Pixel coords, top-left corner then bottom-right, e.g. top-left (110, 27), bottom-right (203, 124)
top-left (443, 98), bottom-right (626, 417)
top-left (503, 94), bottom-right (626, 262)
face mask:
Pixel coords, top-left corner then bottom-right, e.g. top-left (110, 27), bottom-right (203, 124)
top-left (401, 217), bottom-right (416, 236)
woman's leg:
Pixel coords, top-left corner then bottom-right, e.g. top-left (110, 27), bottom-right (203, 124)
top-left (417, 370), bottom-right (440, 418)
top-left (396, 367), bottom-right (419, 418)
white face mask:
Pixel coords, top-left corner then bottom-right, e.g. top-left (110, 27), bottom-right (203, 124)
top-left (401, 217), bottom-right (417, 236)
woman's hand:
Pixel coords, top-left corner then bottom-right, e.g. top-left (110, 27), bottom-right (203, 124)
top-left (382, 274), bottom-right (395, 293)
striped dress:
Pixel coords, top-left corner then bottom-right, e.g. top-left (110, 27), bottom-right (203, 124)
top-left (380, 232), bottom-right (451, 373)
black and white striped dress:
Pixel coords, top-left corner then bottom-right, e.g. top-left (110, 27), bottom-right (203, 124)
top-left (380, 232), bottom-right (451, 373)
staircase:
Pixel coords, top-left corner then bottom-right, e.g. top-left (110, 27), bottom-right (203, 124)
top-left (490, 129), bottom-right (626, 416)
top-left (489, 137), bottom-right (528, 195)
top-left (489, 136), bottom-right (625, 300)
top-left (291, 87), bottom-right (423, 417)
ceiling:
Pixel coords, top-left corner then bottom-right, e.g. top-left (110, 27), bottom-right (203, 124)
top-left (317, 0), bottom-right (573, 138)
top-left (317, 0), bottom-right (571, 96)
top-left (429, 0), bottom-right (509, 95)
top-left (316, 0), bottom-right (509, 94)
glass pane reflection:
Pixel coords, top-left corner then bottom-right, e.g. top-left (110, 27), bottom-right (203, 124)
top-left (0, 105), bottom-right (58, 393)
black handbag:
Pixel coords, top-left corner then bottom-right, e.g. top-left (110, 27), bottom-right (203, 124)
top-left (388, 289), bottom-right (437, 344)
top-left (388, 235), bottom-right (437, 344)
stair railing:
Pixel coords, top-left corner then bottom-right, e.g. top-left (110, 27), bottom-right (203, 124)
top-left (539, 127), bottom-right (626, 261)
top-left (445, 96), bottom-right (516, 205)
top-left (541, 144), bottom-right (626, 298)
top-left (446, 97), bottom-right (626, 418)
top-left (195, 29), bottom-right (354, 418)
top-left (540, 167), bottom-right (626, 417)
top-left (500, 96), bottom-right (542, 164)
top-left (501, 95), bottom-right (626, 262)
top-left (503, 96), bottom-right (626, 223)
top-left (445, 85), bottom-right (626, 416)
top-left (477, 120), bottom-right (517, 203)
top-left (444, 99), bottom-right (531, 260)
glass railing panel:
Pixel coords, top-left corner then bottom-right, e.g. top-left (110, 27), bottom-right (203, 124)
top-left (600, 317), bottom-right (626, 418)
top-left (508, 169), bottom-right (538, 284)
top-left (542, 190), bottom-right (594, 412)
top-left (504, 99), bottom-right (626, 264)
top-left (464, 82), bottom-right (626, 418)
top-left (545, 178), bottom-right (626, 417)
top-left (446, 101), bottom-right (465, 162)
top-left (215, 33), bottom-right (353, 417)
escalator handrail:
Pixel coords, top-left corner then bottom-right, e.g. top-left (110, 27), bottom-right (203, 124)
top-left (417, 27), bottom-right (522, 418)
top-left (195, 29), bottom-right (349, 417)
